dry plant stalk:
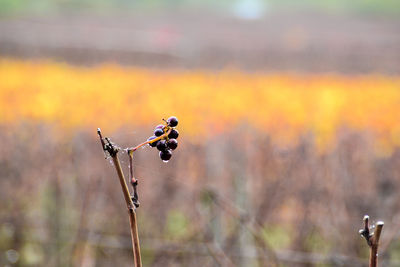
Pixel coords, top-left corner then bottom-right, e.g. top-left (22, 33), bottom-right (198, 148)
top-left (98, 129), bottom-right (142, 267)
top-left (97, 117), bottom-right (179, 267)
top-left (359, 215), bottom-right (384, 267)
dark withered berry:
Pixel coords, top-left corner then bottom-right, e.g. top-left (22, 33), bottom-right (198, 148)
top-left (159, 150), bottom-right (172, 161)
top-left (167, 116), bottom-right (178, 127)
top-left (154, 128), bottom-right (164, 137)
top-left (147, 136), bottom-right (158, 147)
top-left (157, 140), bottom-right (168, 151)
top-left (167, 139), bottom-right (178, 150)
top-left (155, 124), bottom-right (165, 130)
top-left (168, 129), bottom-right (179, 139)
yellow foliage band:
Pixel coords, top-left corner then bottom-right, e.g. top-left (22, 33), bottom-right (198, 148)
top-left (1, 59), bottom-right (399, 154)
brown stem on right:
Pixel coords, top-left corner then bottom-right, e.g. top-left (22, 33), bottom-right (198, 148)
top-left (128, 150), bottom-right (139, 208)
top-left (359, 215), bottom-right (384, 267)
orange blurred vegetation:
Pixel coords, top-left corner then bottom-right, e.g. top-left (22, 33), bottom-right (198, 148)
top-left (1, 59), bottom-right (399, 154)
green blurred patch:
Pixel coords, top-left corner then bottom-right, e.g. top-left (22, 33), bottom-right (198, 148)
top-left (355, 237), bottom-right (370, 259)
top-left (261, 224), bottom-right (292, 250)
top-left (199, 188), bottom-right (217, 208)
top-left (388, 240), bottom-right (400, 262)
top-left (304, 229), bottom-right (331, 254)
top-left (21, 243), bottom-right (44, 266)
top-left (141, 247), bottom-right (155, 266)
top-left (270, 0), bottom-right (400, 15)
top-left (0, 222), bottom-right (14, 250)
top-left (1, 0), bottom-right (400, 15)
top-left (164, 210), bottom-right (189, 240)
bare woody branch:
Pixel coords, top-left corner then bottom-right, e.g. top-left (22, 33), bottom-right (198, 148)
top-left (359, 215), bottom-right (384, 267)
top-left (97, 128), bottom-right (142, 267)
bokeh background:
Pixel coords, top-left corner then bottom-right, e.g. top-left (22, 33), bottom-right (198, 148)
top-left (1, 1), bottom-right (400, 266)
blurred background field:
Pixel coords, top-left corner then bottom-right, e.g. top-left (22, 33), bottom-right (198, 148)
top-left (1, 1), bottom-right (400, 267)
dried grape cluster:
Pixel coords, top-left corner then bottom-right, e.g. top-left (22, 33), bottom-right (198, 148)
top-left (147, 116), bottom-right (179, 162)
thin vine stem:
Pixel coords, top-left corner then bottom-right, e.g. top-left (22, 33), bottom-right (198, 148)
top-left (128, 128), bottom-right (171, 154)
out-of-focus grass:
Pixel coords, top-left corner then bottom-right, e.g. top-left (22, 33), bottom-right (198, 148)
top-left (1, 0), bottom-right (400, 15)
top-left (1, 59), bottom-right (400, 155)
top-left (270, 0), bottom-right (400, 14)
top-left (261, 225), bottom-right (292, 250)
top-left (165, 210), bottom-right (190, 240)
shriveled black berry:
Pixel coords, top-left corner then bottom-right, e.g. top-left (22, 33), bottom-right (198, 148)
top-left (167, 116), bottom-right (178, 127)
top-left (154, 128), bottom-right (164, 137)
top-left (159, 150), bottom-right (172, 161)
top-left (157, 140), bottom-right (168, 151)
top-left (155, 124), bottom-right (165, 130)
top-left (147, 136), bottom-right (158, 147)
top-left (167, 139), bottom-right (178, 150)
top-left (168, 129), bottom-right (179, 139)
